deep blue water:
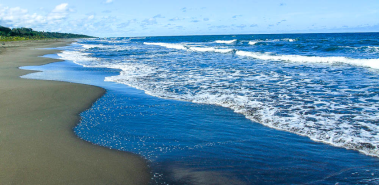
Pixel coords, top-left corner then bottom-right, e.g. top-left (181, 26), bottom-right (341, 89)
top-left (22, 33), bottom-right (379, 184)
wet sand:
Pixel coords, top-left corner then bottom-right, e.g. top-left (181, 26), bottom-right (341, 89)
top-left (0, 40), bottom-right (150, 185)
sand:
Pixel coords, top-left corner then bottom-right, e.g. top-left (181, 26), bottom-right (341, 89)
top-left (0, 40), bottom-right (150, 185)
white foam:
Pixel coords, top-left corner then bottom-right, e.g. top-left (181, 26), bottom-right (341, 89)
top-left (248, 38), bottom-right (295, 44)
top-left (214, 39), bottom-right (237, 44)
top-left (189, 47), bottom-right (234, 53)
top-left (80, 44), bottom-right (114, 49)
top-left (236, 51), bottom-right (379, 69)
top-left (57, 51), bottom-right (98, 67)
top-left (144, 42), bottom-right (188, 50)
top-left (248, 41), bottom-right (258, 45)
top-left (282, 38), bottom-right (296, 42)
top-left (144, 42), bottom-right (234, 54)
top-left (80, 43), bottom-right (136, 52)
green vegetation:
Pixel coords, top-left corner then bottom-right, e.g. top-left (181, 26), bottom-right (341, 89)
top-left (0, 25), bottom-right (93, 41)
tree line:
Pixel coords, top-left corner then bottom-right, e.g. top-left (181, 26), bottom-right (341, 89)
top-left (0, 25), bottom-right (93, 40)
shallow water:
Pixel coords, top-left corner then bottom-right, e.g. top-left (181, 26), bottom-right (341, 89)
top-left (22, 56), bottom-right (379, 184)
top-left (57, 33), bottom-right (379, 158)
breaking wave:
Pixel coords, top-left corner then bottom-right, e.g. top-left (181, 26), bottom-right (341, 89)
top-left (57, 35), bottom-right (379, 158)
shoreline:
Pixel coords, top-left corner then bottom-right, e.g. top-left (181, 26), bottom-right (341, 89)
top-left (0, 40), bottom-right (150, 184)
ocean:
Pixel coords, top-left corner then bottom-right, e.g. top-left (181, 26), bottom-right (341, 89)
top-left (22, 33), bottom-right (379, 184)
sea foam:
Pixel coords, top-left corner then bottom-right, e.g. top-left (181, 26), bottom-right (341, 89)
top-left (144, 42), bottom-right (234, 53)
top-left (214, 39), bottom-right (237, 44)
top-left (57, 50), bottom-right (98, 67)
top-left (144, 41), bottom-right (379, 69)
top-left (236, 51), bottom-right (379, 69)
top-left (144, 42), bottom-right (188, 50)
top-left (248, 41), bottom-right (258, 45)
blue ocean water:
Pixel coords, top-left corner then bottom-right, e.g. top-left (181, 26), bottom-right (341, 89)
top-left (22, 33), bottom-right (379, 184)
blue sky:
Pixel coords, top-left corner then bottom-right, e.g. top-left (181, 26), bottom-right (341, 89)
top-left (1, 0), bottom-right (378, 37)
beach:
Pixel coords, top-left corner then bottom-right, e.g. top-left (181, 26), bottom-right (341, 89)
top-left (0, 40), bottom-right (150, 184)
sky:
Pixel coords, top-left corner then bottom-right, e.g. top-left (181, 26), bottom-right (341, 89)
top-left (0, 0), bottom-right (379, 37)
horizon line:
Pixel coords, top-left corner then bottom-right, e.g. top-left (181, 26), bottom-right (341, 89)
top-left (99, 31), bottom-right (379, 38)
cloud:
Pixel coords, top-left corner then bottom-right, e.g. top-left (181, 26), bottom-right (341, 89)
top-left (209, 25), bottom-right (229, 30)
top-left (141, 18), bottom-right (157, 26)
top-left (117, 21), bottom-right (132, 28)
top-left (0, 3), bottom-right (72, 31)
top-left (0, 6), bottom-right (35, 27)
top-left (203, 18), bottom-right (209, 21)
top-left (53, 3), bottom-right (68, 12)
top-left (169, 17), bottom-right (183, 21)
top-left (164, 23), bottom-right (172, 27)
top-left (105, 0), bottom-right (113, 3)
top-left (236, 24), bottom-right (247, 29)
top-left (153, 14), bottom-right (165, 18)
top-left (232, 15), bottom-right (242, 19)
top-left (48, 3), bottom-right (71, 23)
top-left (276, 19), bottom-right (287, 25)
top-left (181, 7), bottom-right (187, 12)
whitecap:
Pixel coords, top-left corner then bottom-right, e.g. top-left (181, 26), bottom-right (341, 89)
top-left (248, 41), bottom-right (258, 45)
top-left (144, 42), bottom-right (188, 50)
top-left (189, 47), bottom-right (234, 53)
top-left (214, 39), bottom-right (237, 44)
top-left (236, 51), bottom-right (379, 69)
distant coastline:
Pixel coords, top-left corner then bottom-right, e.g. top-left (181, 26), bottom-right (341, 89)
top-left (0, 25), bottom-right (94, 41)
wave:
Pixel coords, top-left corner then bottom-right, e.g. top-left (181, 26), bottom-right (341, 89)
top-left (144, 42), bottom-right (188, 50)
top-left (129, 37), bottom-right (146, 40)
top-left (144, 42), bottom-right (234, 53)
top-left (57, 50), bottom-right (99, 67)
top-left (143, 42), bottom-right (379, 69)
top-left (248, 41), bottom-right (258, 45)
top-left (248, 38), bottom-right (296, 45)
top-left (214, 39), bottom-right (237, 44)
top-left (80, 44), bottom-right (113, 50)
top-left (102, 56), bottom-right (379, 158)
top-left (342, 46), bottom-right (379, 54)
top-left (236, 51), bottom-right (379, 69)
top-left (282, 38), bottom-right (296, 42)
top-left (80, 43), bottom-right (136, 52)
top-left (89, 37), bottom-right (131, 44)
top-left (189, 47), bottom-right (234, 53)
top-left (59, 38), bottom-right (379, 158)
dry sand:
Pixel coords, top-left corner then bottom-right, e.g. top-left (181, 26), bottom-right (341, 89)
top-left (0, 40), bottom-right (150, 185)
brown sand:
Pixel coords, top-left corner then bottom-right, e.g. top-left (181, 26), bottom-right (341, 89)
top-left (0, 40), bottom-right (150, 185)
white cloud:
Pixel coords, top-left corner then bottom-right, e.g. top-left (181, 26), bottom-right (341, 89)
top-left (153, 14), bottom-right (164, 19)
top-left (0, 3), bottom-right (71, 30)
top-left (105, 0), bottom-right (113, 3)
top-left (53, 3), bottom-right (69, 12)
top-left (141, 18), bottom-right (157, 26)
top-left (0, 5), bottom-right (45, 27)
top-left (48, 3), bottom-right (70, 23)
top-left (169, 17), bottom-right (183, 21)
